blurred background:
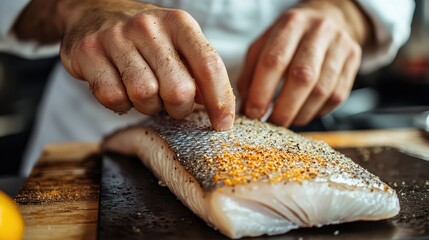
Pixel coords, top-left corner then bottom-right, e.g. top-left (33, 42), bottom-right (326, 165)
top-left (0, 0), bottom-right (428, 177)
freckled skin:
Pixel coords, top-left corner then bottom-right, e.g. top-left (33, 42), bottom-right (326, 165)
top-left (13, 0), bottom-right (236, 130)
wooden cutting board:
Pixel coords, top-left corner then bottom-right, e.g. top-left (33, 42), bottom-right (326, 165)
top-left (15, 143), bottom-right (101, 240)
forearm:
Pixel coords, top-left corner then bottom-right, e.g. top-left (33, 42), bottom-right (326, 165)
top-left (13, 0), bottom-right (63, 44)
top-left (12, 0), bottom-right (145, 44)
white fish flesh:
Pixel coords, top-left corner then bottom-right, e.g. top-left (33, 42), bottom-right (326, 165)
top-left (102, 111), bottom-right (399, 239)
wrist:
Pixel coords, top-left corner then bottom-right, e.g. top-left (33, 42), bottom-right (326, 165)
top-left (14, 0), bottom-right (64, 43)
top-left (13, 0), bottom-right (129, 43)
top-left (56, 0), bottom-right (157, 37)
top-left (298, 0), bottom-right (373, 47)
top-left (54, 0), bottom-right (76, 39)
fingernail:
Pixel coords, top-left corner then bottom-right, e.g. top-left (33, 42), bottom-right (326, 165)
top-left (215, 113), bottom-right (234, 131)
top-left (245, 107), bottom-right (263, 119)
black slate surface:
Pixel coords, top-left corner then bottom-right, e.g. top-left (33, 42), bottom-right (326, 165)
top-left (98, 147), bottom-right (429, 240)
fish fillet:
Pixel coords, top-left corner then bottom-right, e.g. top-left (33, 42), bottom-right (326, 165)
top-left (103, 111), bottom-right (399, 239)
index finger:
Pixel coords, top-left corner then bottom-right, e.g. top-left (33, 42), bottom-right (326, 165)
top-left (168, 10), bottom-right (235, 130)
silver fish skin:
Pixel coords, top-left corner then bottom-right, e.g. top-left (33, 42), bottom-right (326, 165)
top-left (103, 111), bottom-right (400, 239)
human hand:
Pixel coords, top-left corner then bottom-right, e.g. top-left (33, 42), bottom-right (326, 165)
top-left (238, 0), bottom-right (371, 127)
top-left (15, 0), bottom-right (235, 130)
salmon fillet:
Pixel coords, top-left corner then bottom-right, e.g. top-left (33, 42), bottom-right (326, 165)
top-left (103, 111), bottom-right (399, 239)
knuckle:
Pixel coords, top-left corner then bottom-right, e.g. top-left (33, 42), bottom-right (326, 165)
top-left (315, 18), bottom-right (334, 31)
top-left (263, 49), bottom-right (287, 68)
top-left (77, 35), bottom-right (99, 53)
top-left (281, 9), bottom-right (303, 23)
top-left (290, 66), bottom-right (316, 86)
top-left (128, 13), bottom-right (157, 34)
top-left (163, 82), bottom-right (195, 106)
top-left (336, 30), bottom-right (349, 41)
top-left (166, 9), bottom-right (197, 30)
top-left (90, 74), bottom-right (128, 108)
top-left (103, 24), bottom-right (123, 39)
top-left (321, 62), bottom-right (339, 82)
top-left (170, 9), bottom-right (193, 22)
top-left (134, 13), bottom-right (155, 27)
top-left (337, 32), bottom-right (362, 59)
top-left (130, 81), bottom-right (159, 102)
top-left (312, 82), bottom-right (330, 98)
top-left (102, 92), bottom-right (127, 107)
top-left (328, 91), bottom-right (346, 106)
top-left (349, 43), bottom-right (362, 59)
top-left (198, 52), bottom-right (225, 78)
top-left (120, 65), bottom-right (140, 83)
top-left (96, 87), bottom-right (128, 108)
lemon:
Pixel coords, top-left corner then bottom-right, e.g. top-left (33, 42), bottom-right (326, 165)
top-left (0, 191), bottom-right (24, 240)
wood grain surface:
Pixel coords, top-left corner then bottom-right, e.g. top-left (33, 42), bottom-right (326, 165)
top-left (15, 129), bottom-right (429, 239)
top-left (15, 143), bottom-right (101, 240)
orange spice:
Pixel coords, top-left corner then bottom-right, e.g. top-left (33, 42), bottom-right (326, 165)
top-left (210, 143), bottom-right (326, 186)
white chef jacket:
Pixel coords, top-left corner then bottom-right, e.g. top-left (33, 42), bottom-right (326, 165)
top-left (0, 0), bottom-right (415, 176)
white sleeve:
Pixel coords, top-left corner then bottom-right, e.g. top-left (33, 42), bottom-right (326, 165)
top-left (354, 0), bottom-right (415, 73)
top-left (0, 0), bottom-right (60, 59)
